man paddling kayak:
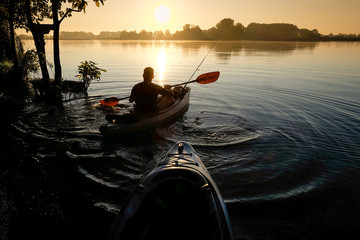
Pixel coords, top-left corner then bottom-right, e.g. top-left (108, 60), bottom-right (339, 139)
top-left (129, 67), bottom-right (174, 113)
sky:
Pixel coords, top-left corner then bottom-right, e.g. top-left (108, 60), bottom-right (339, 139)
top-left (26, 0), bottom-right (360, 35)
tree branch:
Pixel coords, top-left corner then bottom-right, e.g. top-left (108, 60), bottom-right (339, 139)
top-left (59, 8), bottom-right (81, 24)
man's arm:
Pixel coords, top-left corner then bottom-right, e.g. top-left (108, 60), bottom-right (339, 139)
top-left (158, 85), bottom-right (174, 97)
top-left (129, 87), bottom-right (136, 102)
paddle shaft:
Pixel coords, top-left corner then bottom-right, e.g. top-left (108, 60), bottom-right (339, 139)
top-left (115, 96), bottom-right (129, 101)
top-left (170, 79), bottom-right (199, 87)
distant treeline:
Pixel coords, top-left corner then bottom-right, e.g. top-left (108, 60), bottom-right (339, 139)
top-left (19, 18), bottom-right (360, 41)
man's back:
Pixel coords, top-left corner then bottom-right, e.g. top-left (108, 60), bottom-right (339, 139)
top-left (130, 82), bottom-right (170, 112)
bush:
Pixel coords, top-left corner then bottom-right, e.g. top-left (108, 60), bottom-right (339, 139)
top-left (75, 60), bottom-right (106, 90)
top-left (0, 60), bottom-right (14, 77)
top-left (19, 50), bottom-right (39, 79)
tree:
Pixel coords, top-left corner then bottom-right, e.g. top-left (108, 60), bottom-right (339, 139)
top-left (138, 30), bottom-right (153, 40)
top-left (212, 18), bottom-right (245, 40)
top-left (173, 24), bottom-right (204, 40)
top-left (164, 30), bottom-right (171, 39)
top-left (298, 28), bottom-right (316, 39)
top-left (154, 30), bottom-right (165, 40)
top-left (52, 0), bottom-right (62, 86)
top-left (24, 0), bottom-right (52, 83)
top-left (234, 23), bottom-right (245, 39)
top-left (216, 18), bottom-right (235, 40)
top-left (203, 27), bottom-right (217, 40)
top-left (1, 1), bottom-right (41, 103)
top-left (51, 0), bottom-right (105, 86)
top-left (1, 0), bottom-right (37, 81)
top-left (6, 0), bottom-right (20, 74)
top-left (246, 23), bottom-right (299, 40)
top-left (11, 0), bottom-right (105, 104)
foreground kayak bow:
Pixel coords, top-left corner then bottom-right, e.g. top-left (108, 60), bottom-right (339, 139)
top-left (108, 141), bottom-right (234, 240)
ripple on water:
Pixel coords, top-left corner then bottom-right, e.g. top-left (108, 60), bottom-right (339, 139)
top-left (159, 110), bottom-right (260, 147)
top-left (11, 98), bottom-right (106, 151)
top-left (9, 87), bottom-right (360, 213)
top-left (64, 147), bottom-right (156, 191)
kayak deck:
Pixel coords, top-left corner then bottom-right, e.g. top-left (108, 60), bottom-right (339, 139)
top-left (108, 142), bottom-right (234, 240)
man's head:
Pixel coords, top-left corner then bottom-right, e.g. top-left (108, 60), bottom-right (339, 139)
top-left (143, 67), bottom-right (154, 83)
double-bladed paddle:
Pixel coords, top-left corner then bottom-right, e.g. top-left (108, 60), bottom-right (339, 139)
top-left (99, 71), bottom-right (220, 107)
top-left (170, 71), bottom-right (220, 87)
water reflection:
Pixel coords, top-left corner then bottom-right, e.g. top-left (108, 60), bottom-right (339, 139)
top-left (157, 47), bottom-right (167, 85)
top-left (98, 40), bottom-right (173, 50)
top-left (24, 39), bottom-right (319, 67)
top-left (169, 40), bottom-right (318, 64)
top-left (214, 41), bottom-right (318, 63)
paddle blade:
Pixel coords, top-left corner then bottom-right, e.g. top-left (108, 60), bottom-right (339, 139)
top-left (100, 96), bottom-right (130, 106)
top-left (196, 71), bottom-right (220, 84)
top-left (100, 97), bottom-right (119, 107)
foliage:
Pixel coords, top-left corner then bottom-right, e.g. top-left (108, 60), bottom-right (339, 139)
top-left (0, 60), bottom-right (14, 77)
top-left (0, 0), bottom-right (106, 105)
top-left (0, 20), bottom-right (38, 79)
top-left (69, 0), bottom-right (105, 13)
top-left (173, 24), bottom-right (205, 40)
top-left (213, 18), bottom-right (245, 40)
top-left (246, 23), bottom-right (300, 40)
top-left (19, 49), bottom-right (40, 78)
top-left (75, 60), bottom-right (106, 88)
top-left (0, 0), bottom-right (26, 30)
top-left (60, 31), bottom-right (96, 39)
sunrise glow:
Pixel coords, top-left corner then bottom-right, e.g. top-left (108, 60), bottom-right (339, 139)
top-left (154, 5), bottom-right (171, 24)
top-left (16, 1), bottom-right (360, 36)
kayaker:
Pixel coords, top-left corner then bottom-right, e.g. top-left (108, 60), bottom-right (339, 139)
top-left (130, 67), bottom-right (175, 112)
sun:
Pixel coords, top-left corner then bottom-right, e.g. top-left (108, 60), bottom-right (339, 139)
top-left (154, 5), bottom-right (171, 24)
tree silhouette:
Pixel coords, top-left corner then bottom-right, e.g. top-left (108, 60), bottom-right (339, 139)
top-left (215, 18), bottom-right (244, 40)
top-left (20, 17), bottom-right (359, 41)
top-left (173, 24), bottom-right (204, 40)
top-left (24, 0), bottom-right (52, 83)
top-left (246, 23), bottom-right (299, 40)
top-left (51, 0), bottom-right (105, 86)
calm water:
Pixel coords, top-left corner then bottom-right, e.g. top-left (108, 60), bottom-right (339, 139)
top-left (17, 40), bottom-right (360, 239)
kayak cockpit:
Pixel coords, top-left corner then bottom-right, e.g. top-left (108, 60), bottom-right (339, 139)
top-left (110, 169), bottom-right (225, 240)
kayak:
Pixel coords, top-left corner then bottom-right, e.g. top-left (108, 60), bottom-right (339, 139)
top-left (107, 141), bottom-right (234, 240)
top-left (99, 87), bottom-right (190, 136)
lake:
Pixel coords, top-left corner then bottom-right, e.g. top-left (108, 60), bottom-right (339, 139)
top-left (14, 40), bottom-right (360, 239)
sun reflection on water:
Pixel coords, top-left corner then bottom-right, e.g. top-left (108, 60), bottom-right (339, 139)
top-left (157, 47), bottom-right (167, 86)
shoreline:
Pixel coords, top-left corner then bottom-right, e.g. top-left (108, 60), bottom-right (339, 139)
top-left (20, 37), bottom-right (360, 42)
